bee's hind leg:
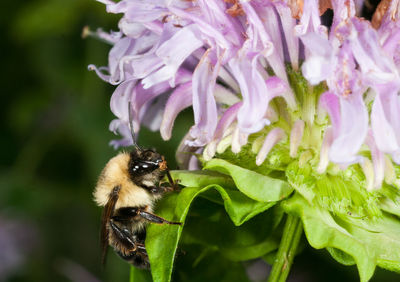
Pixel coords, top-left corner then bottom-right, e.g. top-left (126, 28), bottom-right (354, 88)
top-left (109, 219), bottom-right (141, 250)
top-left (109, 219), bottom-right (149, 268)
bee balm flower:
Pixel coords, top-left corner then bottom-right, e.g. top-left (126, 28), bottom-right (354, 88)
top-left (89, 1), bottom-right (400, 281)
top-left (90, 0), bottom-right (400, 192)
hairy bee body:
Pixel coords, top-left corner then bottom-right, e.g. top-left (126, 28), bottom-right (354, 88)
top-left (94, 152), bottom-right (162, 211)
top-left (94, 149), bottom-right (179, 268)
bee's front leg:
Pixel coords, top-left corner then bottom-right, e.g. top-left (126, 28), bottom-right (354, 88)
top-left (162, 169), bottom-right (180, 191)
top-left (147, 180), bottom-right (180, 194)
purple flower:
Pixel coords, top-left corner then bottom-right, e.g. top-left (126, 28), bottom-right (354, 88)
top-left (91, 0), bottom-right (400, 190)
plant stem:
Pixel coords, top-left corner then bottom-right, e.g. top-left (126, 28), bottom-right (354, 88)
top-left (267, 214), bottom-right (303, 282)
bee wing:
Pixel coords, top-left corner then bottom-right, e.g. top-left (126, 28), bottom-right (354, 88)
top-left (100, 186), bottom-right (121, 266)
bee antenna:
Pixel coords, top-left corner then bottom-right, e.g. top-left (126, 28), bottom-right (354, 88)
top-left (128, 102), bottom-right (142, 152)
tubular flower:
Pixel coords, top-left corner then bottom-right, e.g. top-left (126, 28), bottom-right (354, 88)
top-left (90, 0), bottom-right (400, 191)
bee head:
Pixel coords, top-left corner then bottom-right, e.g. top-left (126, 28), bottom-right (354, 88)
top-left (128, 149), bottom-right (166, 178)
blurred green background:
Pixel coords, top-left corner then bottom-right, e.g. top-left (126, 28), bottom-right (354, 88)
top-left (1, 0), bottom-right (398, 281)
top-left (1, 1), bottom-right (188, 281)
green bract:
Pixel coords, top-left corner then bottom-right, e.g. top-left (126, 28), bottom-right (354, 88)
top-left (129, 151), bottom-right (400, 282)
top-left (142, 161), bottom-right (292, 282)
top-left (282, 194), bottom-right (400, 282)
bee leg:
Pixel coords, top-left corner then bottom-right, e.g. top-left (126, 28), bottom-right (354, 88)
top-left (109, 218), bottom-right (146, 250)
top-left (147, 184), bottom-right (179, 194)
top-left (114, 207), bottom-right (182, 225)
top-left (148, 185), bottom-right (173, 194)
top-left (109, 219), bottom-right (137, 250)
top-left (147, 186), bottom-right (164, 194)
top-left (166, 169), bottom-right (180, 191)
top-left (137, 209), bottom-right (182, 226)
top-left (109, 219), bottom-right (150, 266)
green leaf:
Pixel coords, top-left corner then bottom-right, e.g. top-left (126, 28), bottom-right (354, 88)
top-left (180, 197), bottom-right (283, 262)
top-left (262, 251), bottom-right (277, 265)
top-left (203, 158), bottom-right (293, 202)
top-left (174, 244), bottom-right (251, 282)
top-left (146, 165), bottom-right (292, 282)
top-left (171, 170), bottom-right (278, 224)
top-left (326, 248), bottom-right (355, 266)
top-left (146, 179), bottom-right (280, 282)
top-left (170, 170), bottom-right (235, 189)
top-left (146, 193), bottom-right (181, 282)
top-left (130, 266), bottom-right (152, 282)
top-left (283, 193), bottom-right (400, 282)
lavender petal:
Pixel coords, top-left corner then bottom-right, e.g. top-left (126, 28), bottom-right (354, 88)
top-left (160, 82), bottom-right (192, 140)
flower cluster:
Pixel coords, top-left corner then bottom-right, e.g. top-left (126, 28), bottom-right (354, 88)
top-left (90, 0), bottom-right (400, 191)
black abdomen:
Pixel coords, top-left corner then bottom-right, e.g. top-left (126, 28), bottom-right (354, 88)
top-left (108, 210), bottom-right (150, 269)
top-left (117, 248), bottom-right (150, 269)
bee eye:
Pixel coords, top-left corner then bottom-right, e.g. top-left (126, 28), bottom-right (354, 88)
top-left (128, 150), bottom-right (164, 178)
top-left (130, 160), bottom-right (159, 176)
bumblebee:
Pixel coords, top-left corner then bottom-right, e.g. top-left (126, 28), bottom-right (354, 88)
top-left (94, 106), bottom-right (180, 268)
